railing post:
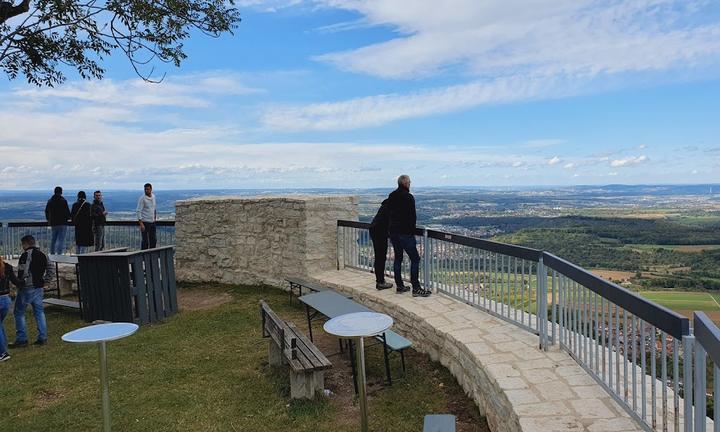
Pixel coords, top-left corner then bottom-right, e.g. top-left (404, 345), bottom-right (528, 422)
top-left (423, 229), bottom-right (430, 292)
top-left (694, 339), bottom-right (706, 432)
top-left (537, 256), bottom-right (548, 351)
top-left (684, 334), bottom-right (695, 432)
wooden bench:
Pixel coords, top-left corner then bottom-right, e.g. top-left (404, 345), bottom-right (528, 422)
top-left (260, 300), bottom-right (332, 399)
top-left (43, 298), bottom-right (80, 309)
top-left (285, 277), bottom-right (329, 302)
top-left (423, 414), bottom-right (456, 432)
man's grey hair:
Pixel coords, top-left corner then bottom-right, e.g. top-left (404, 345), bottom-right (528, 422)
top-left (397, 174), bottom-right (410, 186)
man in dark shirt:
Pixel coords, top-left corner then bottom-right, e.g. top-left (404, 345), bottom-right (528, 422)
top-left (369, 199), bottom-right (393, 290)
top-left (387, 175), bottom-right (431, 297)
top-left (44, 186), bottom-right (71, 255)
top-left (91, 190), bottom-right (108, 251)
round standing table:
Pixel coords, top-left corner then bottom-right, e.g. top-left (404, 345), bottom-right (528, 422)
top-left (62, 322), bottom-right (139, 432)
top-left (324, 312), bottom-right (393, 432)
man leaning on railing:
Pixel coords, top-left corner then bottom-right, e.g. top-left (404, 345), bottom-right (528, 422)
top-left (387, 175), bottom-right (431, 298)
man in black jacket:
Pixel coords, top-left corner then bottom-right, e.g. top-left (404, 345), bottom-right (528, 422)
top-left (10, 235), bottom-right (54, 348)
top-left (91, 190), bottom-right (108, 251)
top-left (45, 186), bottom-right (70, 255)
top-left (387, 175), bottom-right (431, 297)
top-left (369, 199), bottom-right (393, 290)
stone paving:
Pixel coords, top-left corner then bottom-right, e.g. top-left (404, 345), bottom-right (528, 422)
top-left (312, 268), bottom-right (645, 432)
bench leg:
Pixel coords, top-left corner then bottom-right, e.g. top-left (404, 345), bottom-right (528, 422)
top-left (268, 340), bottom-right (285, 366)
top-left (305, 304), bottom-right (314, 342)
top-left (382, 334), bottom-right (392, 386)
top-left (290, 370), bottom-right (324, 399)
top-left (401, 349), bottom-right (406, 374)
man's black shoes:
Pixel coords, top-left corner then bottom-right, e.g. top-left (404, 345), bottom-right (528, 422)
top-left (396, 285), bottom-right (411, 294)
top-left (8, 341), bottom-right (28, 349)
top-left (33, 339), bottom-right (47, 346)
top-left (412, 287), bottom-right (432, 297)
top-left (376, 282), bottom-right (393, 290)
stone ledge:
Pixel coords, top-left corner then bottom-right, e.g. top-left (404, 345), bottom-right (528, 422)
top-left (310, 268), bottom-right (644, 432)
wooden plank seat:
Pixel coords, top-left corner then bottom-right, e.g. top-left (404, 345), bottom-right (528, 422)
top-left (423, 414), bottom-right (456, 432)
top-left (43, 297), bottom-right (80, 309)
top-left (285, 277), bottom-right (329, 302)
top-left (260, 300), bottom-right (332, 399)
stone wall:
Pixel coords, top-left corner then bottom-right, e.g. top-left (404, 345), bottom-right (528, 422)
top-left (174, 196), bottom-right (358, 286)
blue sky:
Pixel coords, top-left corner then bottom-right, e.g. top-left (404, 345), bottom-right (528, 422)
top-left (1, 0), bottom-right (719, 189)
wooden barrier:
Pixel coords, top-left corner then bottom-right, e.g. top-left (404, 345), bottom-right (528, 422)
top-left (77, 246), bottom-right (177, 324)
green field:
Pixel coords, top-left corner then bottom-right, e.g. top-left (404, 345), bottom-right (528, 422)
top-left (638, 290), bottom-right (720, 315)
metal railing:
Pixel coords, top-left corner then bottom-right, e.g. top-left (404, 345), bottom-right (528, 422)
top-left (336, 220), bottom-right (720, 431)
top-left (1, 221), bottom-right (175, 258)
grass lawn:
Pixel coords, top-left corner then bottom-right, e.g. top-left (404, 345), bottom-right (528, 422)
top-left (0, 283), bottom-right (487, 432)
top-left (638, 291), bottom-right (720, 314)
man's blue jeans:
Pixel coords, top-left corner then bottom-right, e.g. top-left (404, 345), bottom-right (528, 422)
top-left (50, 225), bottom-right (67, 255)
top-left (0, 295), bottom-right (10, 353)
top-left (390, 234), bottom-right (420, 288)
top-left (14, 288), bottom-right (48, 343)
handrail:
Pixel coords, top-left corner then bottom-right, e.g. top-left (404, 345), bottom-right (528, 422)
top-left (694, 311), bottom-right (720, 365)
top-left (77, 245), bottom-right (176, 258)
top-left (336, 219), bottom-right (691, 339)
top-left (3, 220), bottom-right (175, 227)
top-left (337, 219), bottom-right (424, 236)
top-left (543, 251), bottom-right (690, 339)
top-left (427, 229), bottom-right (542, 261)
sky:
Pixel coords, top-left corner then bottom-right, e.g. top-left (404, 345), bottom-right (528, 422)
top-left (1, 0), bottom-right (719, 190)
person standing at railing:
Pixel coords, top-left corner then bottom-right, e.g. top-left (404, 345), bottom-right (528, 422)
top-left (387, 175), bottom-right (431, 297)
top-left (0, 255), bottom-right (21, 361)
top-left (369, 198), bottom-right (393, 290)
top-left (44, 186), bottom-right (70, 255)
top-left (91, 190), bottom-right (107, 251)
top-left (10, 235), bottom-right (54, 348)
top-left (70, 191), bottom-right (94, 254)
top-left (137, 183), bottom-right (157, 250)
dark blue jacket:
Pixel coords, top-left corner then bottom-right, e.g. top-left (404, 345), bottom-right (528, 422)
top-left (387, 186), bottom-right (417, 235)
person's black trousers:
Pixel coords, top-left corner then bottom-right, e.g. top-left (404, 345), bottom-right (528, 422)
top-left (370, 230), bottom-right (388, 283)
top-left (141, 222), bottom-right (157, 250)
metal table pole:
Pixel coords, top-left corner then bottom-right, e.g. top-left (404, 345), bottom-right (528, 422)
top-left (356, 336), bottom-right (368, 432)
top-left (99, 341), bottom-right (111, 432)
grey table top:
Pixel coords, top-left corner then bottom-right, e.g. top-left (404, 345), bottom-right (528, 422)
top-left (50, 254), bottom-right (79, 264)
top-left (62, 323), bottom-right (139, 344)
top-left (324, 312), bottom-right (393, 338)
top-left (299, 290), bottom-right (372, 318)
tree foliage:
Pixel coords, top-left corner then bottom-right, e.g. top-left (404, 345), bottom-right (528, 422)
top-left (0, 0), bottom-right (241, 86)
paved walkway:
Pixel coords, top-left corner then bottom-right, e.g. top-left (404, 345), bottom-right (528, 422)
top-left (312, 268), bottom-right (644, 432)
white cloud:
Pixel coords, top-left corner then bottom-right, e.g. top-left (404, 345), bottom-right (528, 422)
top-left (315, 1), bottom-right (720, 80)
top-left (13, 72), bottom-right (262, 108)
top-left (262, 73), bottom-right (569, 130)
top-left (254, 0), bottom-right (720, 131)
top-left (548, 156), bottom-right (561, 166)
top-left (610, 155), bottom-right (649, 167)
top-left (563, 163), bottom-right (576, 169)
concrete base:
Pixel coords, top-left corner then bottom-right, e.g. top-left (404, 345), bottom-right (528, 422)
top-left (290, 370), bottom-right (324, 400)
top-left (268, 340), bottom-right (286, 366)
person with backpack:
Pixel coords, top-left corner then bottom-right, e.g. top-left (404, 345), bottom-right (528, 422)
top-left (70, 191), bottom-right (94, 254)
top-left (10, 235), bottom-right (54, 348)
top-left (0, 255), bottom-right (21, 360)
top-left (44, 186), bottom-right (71, 255)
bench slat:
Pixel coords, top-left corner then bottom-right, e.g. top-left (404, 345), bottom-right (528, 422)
top-left (285, 277), bottom-right (329, 293)
top-left (43, 298), bottom-right (80, 309)
top-left (287, 323), bottom-right (332, 370)
top-left (261, 300), bottom-right (331, 373)
top-left (376, 330), bottom-right (412, 351)
top-left (423, 414), bottom-right (456, 432)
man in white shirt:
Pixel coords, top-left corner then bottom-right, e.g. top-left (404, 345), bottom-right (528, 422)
top-left (136, 183), bottom-right (157, 250)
